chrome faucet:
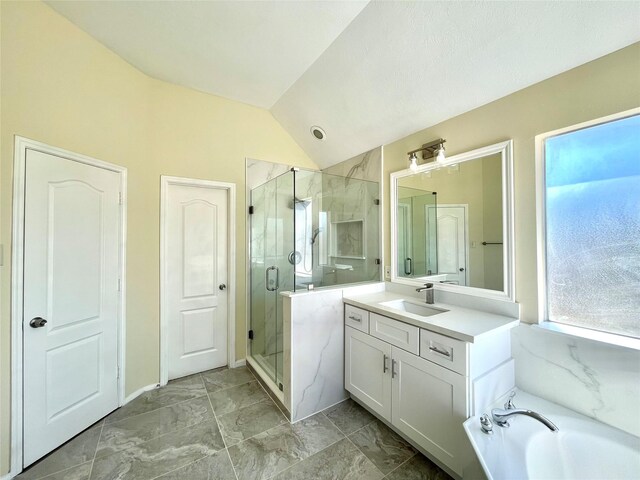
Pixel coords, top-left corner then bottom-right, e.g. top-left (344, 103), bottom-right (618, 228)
top-left (491, 392), bottom-right (559, 432)
top-left (416, 283), bottom-right (434, 304)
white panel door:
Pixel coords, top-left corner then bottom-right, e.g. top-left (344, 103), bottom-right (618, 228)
top-left (345, 326), bottom-right (392, 421)
top-left (166, 183), bottom-right (228, 379)
top-left (432, 205), bottom-right (467, 286)
top-left (391, 347), bottom-right (468, 476)
top-left (23, 149), bottom-right (121, 466)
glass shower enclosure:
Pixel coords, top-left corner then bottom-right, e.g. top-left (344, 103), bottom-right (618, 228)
top-left (249, 168), bottom-right (379, 390)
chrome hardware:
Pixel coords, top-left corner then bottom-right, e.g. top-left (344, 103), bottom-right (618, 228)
top-left (265, 266), bottom-right (280, 292)
top-left (30, 317), bottom-right (47, 328)
top-left (219, 284), bottom-right (226, 290)
top-left (480, 414), bottom-right (494, 434)
top-left (505, 391), bottom-right (516, 410)
top-left (491, 407), bottom-right (559, 432)
top-left (404, 257), bottom-right (412, 275)
top-left (416, 283), bottom-right (434, 304)
top-left (348, 315), bottom-right (361, 323)
top-left (429, 345), bottom-right (451, 357)
top-left (391, 359), bottom-right (397, 378)
top-left (383, 354), bottom-right (389, 373)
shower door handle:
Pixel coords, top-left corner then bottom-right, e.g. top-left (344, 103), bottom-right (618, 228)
top-left (266, 266), bottom-right (280, 292)
top-left (404, 257), bottom-right (412, 275)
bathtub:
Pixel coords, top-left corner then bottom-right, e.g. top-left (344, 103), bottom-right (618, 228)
top-left (463, 389), bottom-right (640, 480)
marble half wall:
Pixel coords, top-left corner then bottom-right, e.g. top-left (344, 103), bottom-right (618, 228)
top-left (283, 282), bottom-right (385, 422)
top-left (512, 324), bottom-right (640, 437)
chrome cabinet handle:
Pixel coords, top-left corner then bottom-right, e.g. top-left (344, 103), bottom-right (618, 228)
top-left (391, 359), bottom-right (397, 378)
top-left (348, 315), bottom-right (361, 323)
top-left (429, 345), bottom-right (451, 357)
top-left (383, 354), bottom-right (389, 373)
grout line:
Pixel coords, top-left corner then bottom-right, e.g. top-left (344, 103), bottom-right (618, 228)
top-left (87, 419), bottom-right (106, 479)
top-left (254, 379), bottom-right (288, 422)
top-left (380, 452), bottom-right (417, 479)
top-left (206, 386), bottom-right (240, 480)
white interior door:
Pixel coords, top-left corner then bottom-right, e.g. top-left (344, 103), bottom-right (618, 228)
top-left (430, 205), bottom-right (468, 285)
top-left (23, 149), bottom-right (121, 466)
top-left (165, 182), bottom-right (228, 380)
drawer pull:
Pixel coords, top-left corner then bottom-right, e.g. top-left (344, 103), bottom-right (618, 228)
top-left (391, 359), bottom-right (397, 378)
top-left (383, 354), bottom-right (389, 373)
top-left (429, 345), bottom-right (451, 357)
top-left (348, 315), bottom-right (362, 323)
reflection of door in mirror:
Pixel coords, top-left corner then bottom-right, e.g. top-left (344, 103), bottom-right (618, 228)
top-left (428, 205), bottom-right (468, 285)
top-left (397, 203), bottom-right (412, 275)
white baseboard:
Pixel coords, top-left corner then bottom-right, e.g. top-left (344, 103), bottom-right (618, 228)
top-left (2, 471), bottom-right (13, 480)
top-left (123, 383), bottom-right (159, 405)
top-left (231, 359), bottom-right (246, 368)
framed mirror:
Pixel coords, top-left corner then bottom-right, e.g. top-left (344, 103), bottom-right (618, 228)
top-left (390, 140), bottom-right (515, 301)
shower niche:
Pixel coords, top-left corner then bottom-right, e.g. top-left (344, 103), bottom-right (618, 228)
top-left (248, 167), bottom-right (380, 393)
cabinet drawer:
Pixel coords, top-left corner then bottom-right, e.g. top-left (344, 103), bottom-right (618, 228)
top-left (370, 313), bottom-right (419, 355)
top-left (345, 304), bottom-right (369, 333)
top-left (420, 329), bottom-right (468, 375)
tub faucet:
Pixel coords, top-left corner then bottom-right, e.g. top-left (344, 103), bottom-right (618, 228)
top-left (491, 407), bottom-right (559, 432)
top-left (416, 283), bottom-right (434, 304)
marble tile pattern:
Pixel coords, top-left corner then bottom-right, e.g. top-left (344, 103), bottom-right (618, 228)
top-left (323, 147), bottom-right (383, 184)
top-left (512, 324), bottom-right (640, 437)
top-left (18, 368), bottom-right (452, 480)
top-left (246, 158), bottom-right (293, 190)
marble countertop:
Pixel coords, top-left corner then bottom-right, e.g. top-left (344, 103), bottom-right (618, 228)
top-left (343, 291), bottom-right (519, 343)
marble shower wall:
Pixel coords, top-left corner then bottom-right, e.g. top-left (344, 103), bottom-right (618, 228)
top-left (283, 282), bottom-right (386, 422)
top-left (323, 147), bottom-right (382, 183)
top-left (512, 324), bottom-right (640, 437)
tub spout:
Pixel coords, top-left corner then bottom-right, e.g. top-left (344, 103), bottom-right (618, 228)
top-left (491, 408), bottom-right (559, 432)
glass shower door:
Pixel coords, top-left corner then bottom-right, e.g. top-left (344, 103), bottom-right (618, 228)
top-left (249, 171), bottom-right (294, 388)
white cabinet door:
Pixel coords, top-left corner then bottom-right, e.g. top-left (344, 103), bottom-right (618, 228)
top-left (345, 326), bottom-right (392, 421)
top-left (391, 347), bottom-right (468, 476)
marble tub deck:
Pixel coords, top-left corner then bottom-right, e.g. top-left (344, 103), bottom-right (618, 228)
top-left (17, 366), bottom-right (452, 480)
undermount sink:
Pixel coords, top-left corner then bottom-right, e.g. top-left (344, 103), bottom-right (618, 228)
top-left (379, 299), bottom-right (447, 318)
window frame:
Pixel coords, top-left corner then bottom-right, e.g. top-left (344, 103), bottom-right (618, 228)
top-left (535, 107), bottom-right (640, 342)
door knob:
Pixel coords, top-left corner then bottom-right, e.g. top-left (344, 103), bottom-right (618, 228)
top-left (219, 284), bottom-right (226, 290)
top-left (459, 268), bottom-right (465, 272)
top-left (30, 317), bottom-right (47, 328)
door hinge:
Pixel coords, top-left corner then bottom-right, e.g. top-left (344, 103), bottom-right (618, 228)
top-left (248, 205), bottom-right (254, 215)
top-left (278, 382), bottom-right (284, 392)
top-left (248, 329), bottom-right (254, 340)
top-left (117, 366), bottom-right (120, 379)
top-left (375, 258), bottom-right (381, 265)
top-left (117, 278), bottom-right (122, 292)
top-left (374, 199), bottom-right (380, 205)
top-left (118, 192), bottom-right (123, 205)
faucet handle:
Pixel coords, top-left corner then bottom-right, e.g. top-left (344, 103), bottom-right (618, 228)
top-left (480, 414), bottom-right (493, 434)
top-left (504, 391), bottom-right (516, 410)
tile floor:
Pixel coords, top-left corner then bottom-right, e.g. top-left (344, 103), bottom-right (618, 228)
top-left (17, 367), bottom-right (453, 480)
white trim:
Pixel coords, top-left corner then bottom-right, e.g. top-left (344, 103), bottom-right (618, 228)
top-left (390, 140), bottom-right (515, 302)
top-left (10, 136), bottom-right (127, 477)
top-left (159, 176), bottom-right (236, 386)
top-left (231, 359), bottom-right (246, 368)
top-left (124, 383), bottom-right (159, 404)
top-left (535, 107), bottom-right (640, 325)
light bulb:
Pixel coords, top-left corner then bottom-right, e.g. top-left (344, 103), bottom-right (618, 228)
top-left (435, 145), bottom-right (446, 163)
top-left (409, 153), bottom-right (418, 171)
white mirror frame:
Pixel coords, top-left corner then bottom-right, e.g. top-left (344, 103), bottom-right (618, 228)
top-left (390, 140), bottom-right (515, 302)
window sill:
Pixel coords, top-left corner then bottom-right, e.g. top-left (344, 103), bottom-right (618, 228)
top-left (534, 321), bottom-right (640, 351)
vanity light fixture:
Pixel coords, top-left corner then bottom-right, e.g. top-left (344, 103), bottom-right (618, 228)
top-left (407, 138), bottom-right (447, 170)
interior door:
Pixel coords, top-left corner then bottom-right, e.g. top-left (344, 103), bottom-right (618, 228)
top-left (166, 182), bottom-right (228, 379)
top-left (430, 205), bottom-right (467, 285)
top-left (23, 149), bottom-right (121, 466)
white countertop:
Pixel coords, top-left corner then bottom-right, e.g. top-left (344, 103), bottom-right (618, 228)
top-left (343, 291), bottom-right (519, 343)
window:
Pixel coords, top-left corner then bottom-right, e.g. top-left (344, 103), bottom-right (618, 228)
top-left (538, 111), bottom-right (640, 339)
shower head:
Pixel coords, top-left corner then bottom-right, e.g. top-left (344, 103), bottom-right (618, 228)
top-left (289, 196), bottom-right (310, 209)
top-left (311, 227), bottom-right (323, 244)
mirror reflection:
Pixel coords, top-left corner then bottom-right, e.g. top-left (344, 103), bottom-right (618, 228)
top-left (396, 152), bottom-right (504, 292)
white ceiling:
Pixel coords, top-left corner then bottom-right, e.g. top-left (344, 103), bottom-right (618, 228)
top-left (47, 1), bottom-right (640, 168)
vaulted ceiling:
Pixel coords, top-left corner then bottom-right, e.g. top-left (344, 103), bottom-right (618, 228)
top-left (46, 1), bottom-right (640, 168)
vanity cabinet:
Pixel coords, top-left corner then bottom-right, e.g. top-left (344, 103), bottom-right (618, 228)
top-left (345, 325), bottom-right (467, 474)
top-left (344, 304), bottom-right (513, 477)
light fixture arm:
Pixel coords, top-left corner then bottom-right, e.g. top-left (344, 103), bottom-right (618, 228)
top-left (407, 138), bottom-right (446, 160)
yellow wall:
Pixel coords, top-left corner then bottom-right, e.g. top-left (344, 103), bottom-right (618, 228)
top-left (384, 42), bottom-right (640, 323)
top-left (0, 1), bottom-right (315, 473)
